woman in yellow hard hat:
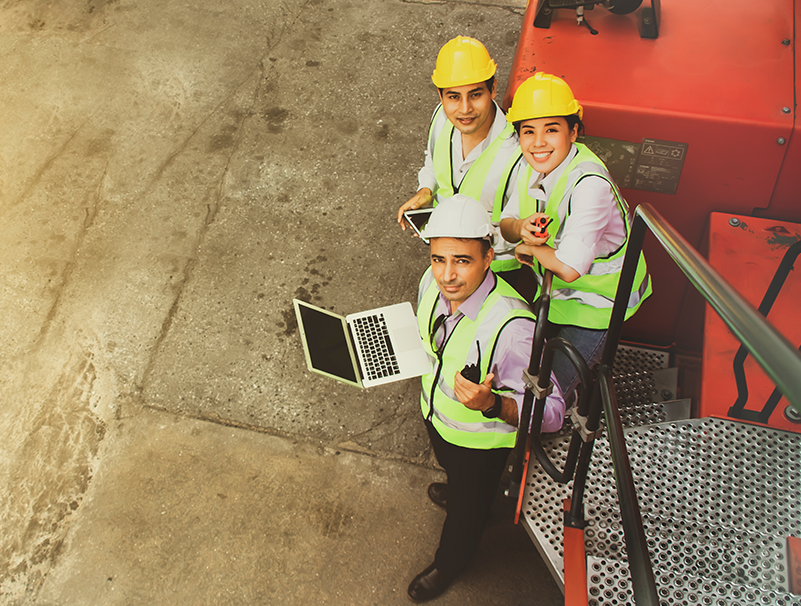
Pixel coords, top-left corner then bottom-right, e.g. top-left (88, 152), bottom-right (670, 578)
top-left (499, 73), bottom-right (651, 401)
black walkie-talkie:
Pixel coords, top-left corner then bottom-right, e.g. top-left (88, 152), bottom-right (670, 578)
top-left (460, 341), bottom-right (482, 384)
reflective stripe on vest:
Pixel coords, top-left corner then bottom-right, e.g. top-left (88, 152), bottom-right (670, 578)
top-left (517, 143), bottom-right (651, 329)
top-left (417, 268), bottom-right (536, 449)
top-left (428, 104), bottom-right (523, 273)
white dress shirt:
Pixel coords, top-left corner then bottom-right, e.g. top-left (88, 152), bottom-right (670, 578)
top-left (501, 144), bottom-right (627, 276)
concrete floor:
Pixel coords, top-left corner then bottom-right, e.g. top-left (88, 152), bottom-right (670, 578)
top-left (0, 0), bottom-right (564, 603)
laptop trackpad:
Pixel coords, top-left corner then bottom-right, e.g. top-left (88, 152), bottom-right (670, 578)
top-left (392, 328), bottom-right (423, 353)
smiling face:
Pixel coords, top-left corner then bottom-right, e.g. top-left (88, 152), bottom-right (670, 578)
top-left (518, 117), bottom-right (578, 176)
top-left (439, 80), bottom-right (497, 140)
top-left (430, 237), bottom-right (493, 313)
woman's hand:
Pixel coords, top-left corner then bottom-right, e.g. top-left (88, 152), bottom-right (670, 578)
top-left (519, 213), bottom-right (551, 245)
top-left (515, 243), bottom-right (537, 267)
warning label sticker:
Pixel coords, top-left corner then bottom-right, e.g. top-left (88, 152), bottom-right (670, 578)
top-left (633, 138), bottom-right (688, 195)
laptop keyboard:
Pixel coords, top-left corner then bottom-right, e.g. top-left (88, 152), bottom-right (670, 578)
top-left (352, 314), bottom-right (400, 380)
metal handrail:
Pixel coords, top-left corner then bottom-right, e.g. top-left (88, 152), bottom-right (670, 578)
top-left (633, 204), bottom-right (801, 412)
top-left (598, 365), bottom-right (658, 604)
top-left (514, 203), bottom-right (801, 606)
top-left (532, 337), bottom-right (592, 483)
top-left (508, 271), bottom-right (554, 499)
top-left (595, 202), bottom-right (801, 603)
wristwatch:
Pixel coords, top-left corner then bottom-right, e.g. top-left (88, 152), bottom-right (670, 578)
top-left (482, 392), bottom-right (503, 419)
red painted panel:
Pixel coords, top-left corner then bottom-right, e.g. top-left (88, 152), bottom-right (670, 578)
top-left (764, 0), bottom-right (801, 220)
top-left (789, 536), bottom-right (801, 595)
top-left (515, 436), bottom-right (531, 525)
top-left (505, 0), bottom-right (797, 347)
top-left (563, 499), bottom-right (588, 606)
top-left (701, 212), bottom-right (801, 432)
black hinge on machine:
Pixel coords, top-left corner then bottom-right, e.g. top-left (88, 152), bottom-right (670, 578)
top-left (532, 0), bottom-right (660, 39)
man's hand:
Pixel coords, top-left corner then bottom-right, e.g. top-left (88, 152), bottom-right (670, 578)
top-left (454, 371), bottom-right (519, 426)
top-left (454, 371), bottom-right (495, 413)
top-left (397, 188), bottom-right (433, 230)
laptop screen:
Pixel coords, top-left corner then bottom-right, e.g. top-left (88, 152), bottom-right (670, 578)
top-left (295, 302), bottom-right (360, 384)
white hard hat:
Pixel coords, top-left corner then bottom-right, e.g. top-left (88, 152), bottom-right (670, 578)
top-left (420, 194), bottom-right (496, 245)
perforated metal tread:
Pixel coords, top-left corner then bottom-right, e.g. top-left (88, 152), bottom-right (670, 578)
top-left (519, 418), bottom-right (801, 600)
top-left (592, 347), bottom-right (678, 429)
top-left (614, 368), bottom-right (684, 427)
top-left (586, 512), bottom-right (793, 592)
top-left (613, 344), bottom-right (670, 377)
top-left (587, 556), bottom-right (801, 606)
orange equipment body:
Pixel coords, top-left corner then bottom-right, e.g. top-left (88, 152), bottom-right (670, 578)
top-left (702, 212), bottom-right (801, 433)
top-left (505, 0), bottom-right (800, 351)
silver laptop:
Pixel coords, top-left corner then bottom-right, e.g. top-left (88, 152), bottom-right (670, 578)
top-left (293, 299), bottom-right (431, 388)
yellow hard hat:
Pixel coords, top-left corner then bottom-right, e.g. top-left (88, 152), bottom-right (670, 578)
top-left (506, 73), bottom-right (584, 123)
top-left (431, 36), bottom-right (497, 89)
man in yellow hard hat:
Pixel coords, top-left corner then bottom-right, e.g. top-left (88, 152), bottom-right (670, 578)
top-left (397, 36), bottom-right (523, 284)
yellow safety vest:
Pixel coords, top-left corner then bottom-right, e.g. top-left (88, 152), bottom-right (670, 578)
top-left (428, 104), bottom-right (523, 272)
top-left (517, 143), bottom-right (651, 329)
top-left (417, 268), bottom-right (535, 449)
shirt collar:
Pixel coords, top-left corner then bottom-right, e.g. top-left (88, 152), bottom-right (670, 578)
top-left (438, 269), bottom-right (496, 321)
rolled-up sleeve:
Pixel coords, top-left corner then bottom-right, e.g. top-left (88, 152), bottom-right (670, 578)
top-left (553, 176), bottom-right (616, 276)
top-left (417, 148), bottom-right (438, 193)
top-left (491, 317), bottom-right (566, 433)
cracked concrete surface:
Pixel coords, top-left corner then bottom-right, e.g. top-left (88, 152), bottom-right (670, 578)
top-left (0, 0), bottom-right (561, 603)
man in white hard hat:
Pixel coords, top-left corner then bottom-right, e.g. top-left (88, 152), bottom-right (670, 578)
top-left (408, 194), bottom-right (565, 602)
top-left (397, 36), bottom-right (523, 285)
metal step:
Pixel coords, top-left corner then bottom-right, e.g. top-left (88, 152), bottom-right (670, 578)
top-left (607, 344), bottom-right (687, 429)
top-left (613, 367), bottom-right (691, 427)
top-left (519, 418), bottom-right (801, 601)
top-left (585, 511), bottom-right (792, 592)
top-left (613, 344), bottom-right (669, 376)
top-left (586, 555), bottom-right (800, 606)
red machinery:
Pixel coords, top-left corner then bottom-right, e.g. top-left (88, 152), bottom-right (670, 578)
top-left (506, 7), bottom-right (800, 603)
top-left (504, 0), bottom-right (800, 352)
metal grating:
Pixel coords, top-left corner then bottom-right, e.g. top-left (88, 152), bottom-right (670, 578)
top-left (587, 556), bottom-right (801, 606)
top-left (613, 345), bottom-right (670, 377)
top-left (614, 368), bottom-right (680, 427)
top-left (520, 418), bottom-right (801, 603)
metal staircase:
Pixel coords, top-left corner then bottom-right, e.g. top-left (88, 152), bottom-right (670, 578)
top-left (511, 204), bottom-right (801, 605)
top-left (519, 350), bottom-right (801, 605)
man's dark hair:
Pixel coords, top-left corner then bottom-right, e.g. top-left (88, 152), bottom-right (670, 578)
top-left (438, 76), bottom-right (495, 97)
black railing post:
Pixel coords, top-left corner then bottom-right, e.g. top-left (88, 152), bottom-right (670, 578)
top-left (531, 338), bottom-right (591, 484)
top-left (510, 272), bottom-right (595, 499)
top-left (600, 212), bottom-right (648, 370)
top-left (508, 273), bottom-right (553, 498)
top-left (567, 213), bottom-right (648, 529)
top-left (567, 385), bottom-right (600, 528)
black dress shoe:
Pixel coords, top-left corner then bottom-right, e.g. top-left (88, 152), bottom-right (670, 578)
top-left (407, 562), bottom-right (453, 602)
top-left (427, 482), bottom-right (447, 509)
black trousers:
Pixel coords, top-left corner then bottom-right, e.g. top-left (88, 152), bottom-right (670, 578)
top-left (425, 421), bottom-right (511, 577)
